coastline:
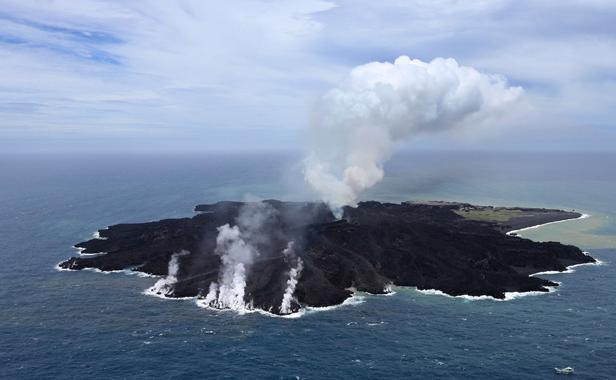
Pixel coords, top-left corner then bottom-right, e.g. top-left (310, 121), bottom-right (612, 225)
top-left (55, 262), bottom-right (161, 278)
top-left (412, 284), bottom-right (560, 302)
top-left (506, 213), bottom-right (590, 236)
top-left (56, 201), bottom-right (600, 316)
top-left (413, 257), bottom-right (605, 302)
top-left (417, 212), bottom-right (605, 302)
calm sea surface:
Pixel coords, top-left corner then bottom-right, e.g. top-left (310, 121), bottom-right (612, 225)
top-left (1, 151), bottom-right (614, 379)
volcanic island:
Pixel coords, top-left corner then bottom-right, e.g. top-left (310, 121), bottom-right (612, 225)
top-left (58, 200), bottom-right (595, 315)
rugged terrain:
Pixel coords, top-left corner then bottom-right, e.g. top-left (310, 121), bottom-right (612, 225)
top-left (59, 200), bottom-right (594, 314)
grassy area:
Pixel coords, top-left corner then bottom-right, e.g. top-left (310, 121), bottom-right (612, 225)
top-left (454, 208), bottom-right (526, 222)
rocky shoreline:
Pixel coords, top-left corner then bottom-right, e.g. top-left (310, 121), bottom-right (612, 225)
top-left (59, 200), bottom-right (595, 315)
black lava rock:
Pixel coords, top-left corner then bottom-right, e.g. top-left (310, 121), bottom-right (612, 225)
top-left (59, 200), bottom-right (595, 314)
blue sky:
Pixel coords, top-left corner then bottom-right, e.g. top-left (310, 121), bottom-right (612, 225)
top-left (1, 0), bottom-right (615, 152)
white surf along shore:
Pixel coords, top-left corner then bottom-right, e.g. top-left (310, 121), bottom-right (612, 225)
top-left (414, 251), bottom-right (604, 302)
top-left (416, 212), bottom-right (604, 302)
top-left (57, 211), bottom-right (605, 316)
top-left (505, 213), bottom-right (590, 236)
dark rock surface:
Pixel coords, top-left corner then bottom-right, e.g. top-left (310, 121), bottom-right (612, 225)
top-left (59, 200), bottom-right (595, 314)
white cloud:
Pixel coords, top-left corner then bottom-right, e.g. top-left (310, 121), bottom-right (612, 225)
top-left (304, 56), bottom-right (522, 209)
top-left (0, 0), bottom-right (614, 151)
top-left (0, 0), bottom-right (339, 147)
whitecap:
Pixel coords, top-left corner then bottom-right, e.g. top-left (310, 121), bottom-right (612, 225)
top-left (194, 300), bottom-right (305, 318)
top-left (530, 254), bottom-right (605, 277)
top-left (54, 262), bottom-right (75, 272)
top-left (304, 293), bottom-right (366, 312)
top-left (506, 213), bottom-right (590, 236)
top-left (92, 230), bottom-right (108, 240)
top-left (144, 289), bottom-right (197, 301)
top-left (55, 262), bottom-right (161, 279)
top-left (83, 267), bottom-right (161, 278)
top-left (413, 284), bottom-right (559, 302)
top-left (71, 244), bottom-right (105, 257)
top-left (502, 284), bottom-right (559, 300)
top-left (195, 291), bottom-right (368, 319)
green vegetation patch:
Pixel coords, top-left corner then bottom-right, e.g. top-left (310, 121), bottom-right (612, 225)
top-left (454, 208), bottom-right (526, 222)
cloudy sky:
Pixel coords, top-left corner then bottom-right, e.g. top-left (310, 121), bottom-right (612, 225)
top-left (1, 0), bottom-right (615, 152)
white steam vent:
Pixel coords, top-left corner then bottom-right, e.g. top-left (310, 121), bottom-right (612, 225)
top-left (146, 250), bottom-right (189, 297)
top-left (279, 241), bottom-right (303, 314)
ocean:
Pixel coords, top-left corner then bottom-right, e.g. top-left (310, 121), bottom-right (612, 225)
top-left (1, 151), bottom-right (614, 379)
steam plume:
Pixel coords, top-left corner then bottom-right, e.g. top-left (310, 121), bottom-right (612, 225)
top-left (200, 202), bottom-right (279, 312)
top-left (279, 241), bottom-right (303, 314)
top-left (204, 224), bottom-right (254, 311)
top-left (147, 250), bottom-right (189, 297)
top-left (304, 56), bottom-right (523, 211)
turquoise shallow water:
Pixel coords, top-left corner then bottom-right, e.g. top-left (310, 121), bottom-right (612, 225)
top-left (1, 151), bottom-right (615, 379)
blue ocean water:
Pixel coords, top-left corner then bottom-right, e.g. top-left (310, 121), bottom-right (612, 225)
top-left (1, 151), bottom-right (615, 379)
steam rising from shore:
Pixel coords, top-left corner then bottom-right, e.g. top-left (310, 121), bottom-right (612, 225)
top-left (304, 56), bottom-right (523, 211)
top-left (147, 250), bottom-right (189, 297)
top-left (201, 202), bottom-right (282, 312)
top-left (204, 224), bottom-right (255, 311)
top-left (280, 241), bottom-right (303, 314)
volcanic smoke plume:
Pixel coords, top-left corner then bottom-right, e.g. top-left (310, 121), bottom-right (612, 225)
top-left (279, 241), bottom-right (303, 315)
top-left (147, 250), bottom-right (189, 297)
top-left (200, 201), bottom-right (289, 313)
top-left (303, 56), bottom-right (523, 212)
top-left (203, 224), bottom-right (255, 311)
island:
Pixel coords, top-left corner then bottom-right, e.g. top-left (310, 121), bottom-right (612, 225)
top-left (58, 200), bottom-right (595, 315)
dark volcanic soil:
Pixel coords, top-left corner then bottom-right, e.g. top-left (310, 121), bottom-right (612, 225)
top-left (59, 200), bottom-right (595, 315)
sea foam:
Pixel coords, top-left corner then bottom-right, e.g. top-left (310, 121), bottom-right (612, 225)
top-left (414, 253), bottom-right (605, 302)
top-left (506, 213), bottom-right (590, 236)
top-left (413, 285), bottom-right (560, 302)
